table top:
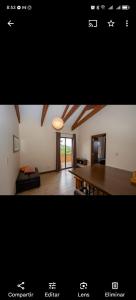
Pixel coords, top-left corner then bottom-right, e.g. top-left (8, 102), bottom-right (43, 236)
top-left (69, 164), bottom-right (136, 195)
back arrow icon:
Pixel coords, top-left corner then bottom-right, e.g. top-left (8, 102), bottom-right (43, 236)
top-left (8, 20), bottom-right (14, 27)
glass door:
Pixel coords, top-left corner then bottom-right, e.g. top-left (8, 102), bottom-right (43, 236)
top-left (66, 138), bottom-right (72, 168)
top-left (60, 138), bottom-right (65, 169)
top-left (60, 137), bottom-right (73, 169)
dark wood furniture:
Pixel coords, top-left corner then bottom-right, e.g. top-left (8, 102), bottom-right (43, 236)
top-left (69, 164), bottom-right (136, 195)
top-left (16, 168), bottom-right (40, 193)
top-left (74, 189), bottom-right (86, 195)
top-left (74, 176), bottom-right (83, 189)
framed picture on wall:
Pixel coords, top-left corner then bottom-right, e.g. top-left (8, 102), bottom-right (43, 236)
top-left (13, 135), bottom-right (20, 152)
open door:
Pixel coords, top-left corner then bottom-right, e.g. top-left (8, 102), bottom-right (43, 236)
top-left (91, 133), bottom-right (106, 166)
top-left (60, 137), bottom-right (73, 169)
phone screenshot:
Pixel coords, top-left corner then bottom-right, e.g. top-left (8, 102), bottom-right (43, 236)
top-left (0, 1), bottom-right (136, 299)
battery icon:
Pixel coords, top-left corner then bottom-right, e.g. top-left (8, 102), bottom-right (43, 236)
top-left (122, 5), bottom-right (130, 10)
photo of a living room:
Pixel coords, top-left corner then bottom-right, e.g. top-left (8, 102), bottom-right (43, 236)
top-left (0, 104), bottom-right (136, 195)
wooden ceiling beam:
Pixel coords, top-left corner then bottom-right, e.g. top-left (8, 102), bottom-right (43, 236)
top-left (71, 105), bottom-right (95, 130)
top-left (61, 105), bottom-right (70, 120)
top-left (41, 105), bottom-right (49, 126)
top-left (85, 105), bottom-right (95, 110)
top-left (14, 105), bottom-right (20, 123)
top-left (71, 105), bottom-right (106, 130)
top-left (63, 105), bottom-right (80, 123)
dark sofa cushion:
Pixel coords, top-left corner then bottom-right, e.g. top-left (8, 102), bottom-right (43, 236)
top-left (16, 168), bottom-right (40, 193)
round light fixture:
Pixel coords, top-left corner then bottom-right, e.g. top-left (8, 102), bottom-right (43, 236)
top-left (52, 117), bottom-right (64, 130)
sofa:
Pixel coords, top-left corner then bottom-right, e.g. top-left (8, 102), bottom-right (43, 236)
top-left (16, 167), bottom-right (40, 193)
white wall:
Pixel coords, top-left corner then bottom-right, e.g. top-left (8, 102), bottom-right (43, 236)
top-left (0, 105), bottom-right (20, 195)
top-left (77, 105), bottom-right (136, 171)
top-left (19, 106), bottom-right (79, 173)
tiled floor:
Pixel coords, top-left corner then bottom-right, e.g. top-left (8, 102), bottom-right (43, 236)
top-left (18, 169), bottom-right (75, 195)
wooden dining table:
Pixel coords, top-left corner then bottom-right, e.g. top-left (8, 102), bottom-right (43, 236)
top-left (69, 164), bottom-right (136, 195)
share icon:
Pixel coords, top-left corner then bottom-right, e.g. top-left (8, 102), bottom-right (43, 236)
top-left (17, 282), bottom-right (25, 290)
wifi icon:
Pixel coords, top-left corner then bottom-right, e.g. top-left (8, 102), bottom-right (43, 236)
top-left (101, 5), bottom-right (105, 10)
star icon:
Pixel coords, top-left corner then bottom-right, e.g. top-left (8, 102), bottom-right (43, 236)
top-left (107, 20), bottom-right (115, 27)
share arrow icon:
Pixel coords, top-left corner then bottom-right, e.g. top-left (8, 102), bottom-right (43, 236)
top-left (17, 282), bottom-right (25, 290)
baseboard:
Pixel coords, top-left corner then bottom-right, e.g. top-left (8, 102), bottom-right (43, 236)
top-left (40, 170), bottom-right (56, 174)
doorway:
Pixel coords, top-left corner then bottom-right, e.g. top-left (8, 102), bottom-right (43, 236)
top-left (91, 133), bottom-right (106, 166)
top-left (60, 137), bottom-right (73, 169)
